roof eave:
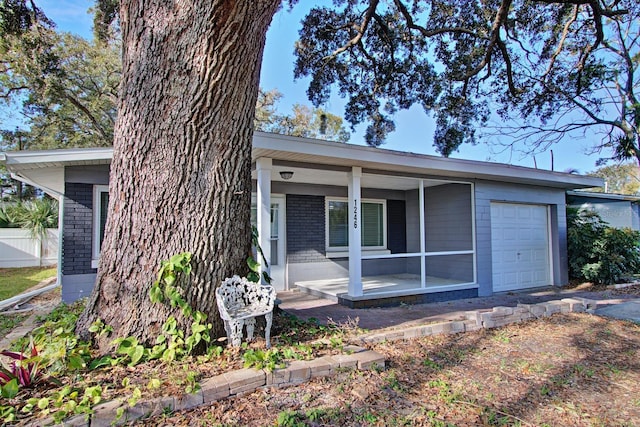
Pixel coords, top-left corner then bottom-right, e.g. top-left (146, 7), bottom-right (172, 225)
top-left (252, 132), bottom-right (603, 190)
top-left (1, 133), bottom-right (604, 190)
top-left (1, 147), bottom-right (112, 171)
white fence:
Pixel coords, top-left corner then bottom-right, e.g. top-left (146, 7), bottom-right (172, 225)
top-left (0, 228), bottom-right (58, 268)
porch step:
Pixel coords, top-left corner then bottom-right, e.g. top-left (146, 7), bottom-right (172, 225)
top-left (294, 284), bottom-right (339, 302)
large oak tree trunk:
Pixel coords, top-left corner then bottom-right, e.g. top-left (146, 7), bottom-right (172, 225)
top-left (77, 0), bottom-right (281, 351)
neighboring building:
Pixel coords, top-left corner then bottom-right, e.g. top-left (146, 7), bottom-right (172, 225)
top-left (567, 191), bottom-right (640, 230)
top-left (1, 132), bottom-right (602, 307)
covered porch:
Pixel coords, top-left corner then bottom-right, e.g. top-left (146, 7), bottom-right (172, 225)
top-left (252, 133), bottom-right (478, 305)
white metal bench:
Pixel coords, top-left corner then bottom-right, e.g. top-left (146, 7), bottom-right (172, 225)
top-left (215, 275), bottom-right (276, 348)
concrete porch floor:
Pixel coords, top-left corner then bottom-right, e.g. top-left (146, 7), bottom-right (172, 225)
top-left (295, 274), bottom-right (468, 301)
top-left (277, 285), bottom-right (639, 332)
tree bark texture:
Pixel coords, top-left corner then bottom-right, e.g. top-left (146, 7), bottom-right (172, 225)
top-left (77, 0), bottom-right (281, 351)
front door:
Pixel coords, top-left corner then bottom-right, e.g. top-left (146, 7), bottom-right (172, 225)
top-left (269, 196), bottom-right (286, 290)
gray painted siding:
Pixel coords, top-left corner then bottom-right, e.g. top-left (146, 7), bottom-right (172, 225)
top-left (567, 195), bottom-right (640, 230)
top-left (66, 165), bottom-right (109, 185)
top-left (287, 260), bottom-right (348, 285)
top-left (61, 273), bottom-right (96, 303)
top-left (426, 254), bottom-right (474, 282)
top-left (475, 180), bottom-right (567, 297)
top-left (405, 184), bottom-right (473, 278)
top-left (425, 184), bottom-right (473, 252)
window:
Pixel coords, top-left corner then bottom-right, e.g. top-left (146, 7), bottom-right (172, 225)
top-left (326, 198), bottom-right (386, 250)
top-left (92, 185), bottom-right (109, 267)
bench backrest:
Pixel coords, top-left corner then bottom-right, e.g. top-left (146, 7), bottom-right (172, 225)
top-left (216, 275), bottom-right (275, 319)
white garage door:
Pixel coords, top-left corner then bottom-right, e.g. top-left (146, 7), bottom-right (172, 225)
top-left (491, 203), bottom-right (551, 292)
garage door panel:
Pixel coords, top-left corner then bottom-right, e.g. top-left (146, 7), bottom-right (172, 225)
top-left (519, 250), bottom-right (532, 263)
top-left (501, 205), bottom-right (517, 219)
top-left (519, 271), bottom-right (534, 285)
top-left (491, 203), bottom-right (551, 292)
top-left (533, 249), bottom-right (547, 261)
top-left (517, 207), bottom-right (532, 220)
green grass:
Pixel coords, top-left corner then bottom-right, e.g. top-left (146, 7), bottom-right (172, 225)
top-left (0, 266), bottom-right (57, 300)
top-left (0, 313), bottom-right (27, 340)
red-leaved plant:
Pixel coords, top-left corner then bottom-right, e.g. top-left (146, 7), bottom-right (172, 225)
top-left (0, 337), bottom-right (42, 388)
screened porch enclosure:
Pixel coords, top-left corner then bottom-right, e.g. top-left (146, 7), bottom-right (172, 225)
top-left (294, 173), bottom-right (477, 301)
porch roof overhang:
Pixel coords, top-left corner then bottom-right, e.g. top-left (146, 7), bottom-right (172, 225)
top-left (1, 132), bottom-right (603, 193)
top-left (252, 132), bottom-right (603, 190)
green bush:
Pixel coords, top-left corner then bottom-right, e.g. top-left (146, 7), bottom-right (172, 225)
top-left (0, 198), bottom-right (58, 237)
top-left (567, 208), bottom-right (640, 285)
top-left (0, 205), bottom-right (17, 228)
top-left (567, 208), bottom-right (608, 279)
top-left (582, 227), bottom-right (640, 285)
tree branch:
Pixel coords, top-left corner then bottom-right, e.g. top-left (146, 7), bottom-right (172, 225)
top-left (496, 37), bottom-right (518, 96)
top-left (0, 85), bottom-right (29, 99)
top-left (392, 0), bottom-right (482, 39)
top-left (543, 5), bottom-right (579, 80)
top-left (457, 0), bottom-right (512, 84)
top-left (323, 0), bottom-right (379, 61)
top-left (63, 92), bottom-right (110, 143)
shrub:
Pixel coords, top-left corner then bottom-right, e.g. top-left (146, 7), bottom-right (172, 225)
top-left (8, 198), bottom-right (58, 238)
top-left (582, 227), bottom-right (640, 285)
top-left (567, 208), bottom-right (607, 279)
top-left (0, 198), bottom-right (58, 237)
top-left (0, 205), bottom-right (15, 228)
top-left (567, 207), bottom-right (640, 285)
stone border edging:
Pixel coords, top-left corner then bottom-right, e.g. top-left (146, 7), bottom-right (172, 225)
top-left (360, 297), bottom-right (597, 344)
top-left (30, 347), bottom-right (386, 427)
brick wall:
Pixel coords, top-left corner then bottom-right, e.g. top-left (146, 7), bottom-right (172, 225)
top-left (286, 194), bottom-right (328, 263)
top-left (63, 183), bottom-right (96, 275)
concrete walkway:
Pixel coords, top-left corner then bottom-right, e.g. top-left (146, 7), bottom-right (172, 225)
top-left (0, 278), bottom-right (60, 351)
top-left (278, 285), bottom-right (640, 331)
top-left (594, 299), bottom-right (640, 322)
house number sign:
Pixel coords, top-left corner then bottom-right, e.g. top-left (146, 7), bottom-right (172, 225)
top-left (353, 199), bottom-right (358, 229)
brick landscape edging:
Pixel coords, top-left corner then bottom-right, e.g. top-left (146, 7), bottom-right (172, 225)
top-left (360, 297), bottom-right (597, 344)
top-left (38, 347), bottom-right (386, 427)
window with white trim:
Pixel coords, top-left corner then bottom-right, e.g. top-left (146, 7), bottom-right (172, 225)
top-left (326, 198), bottom-right (386, 250)
top-left (92, 185), bottom-right (109, 267)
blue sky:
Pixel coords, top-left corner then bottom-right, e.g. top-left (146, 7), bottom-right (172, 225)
top-left (36, 0), bottom-right (604, 174)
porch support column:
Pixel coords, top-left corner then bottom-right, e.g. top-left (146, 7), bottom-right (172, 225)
top-left (348, 167), bottom-right (363, 297)
top-left (419, 179), bottom-right (426, 288)
top-left (256, 157), bottom-right (272, 284)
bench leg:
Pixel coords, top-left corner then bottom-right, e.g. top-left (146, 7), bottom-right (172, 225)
top-left (228, 319), bottom-right (244, 347)
top-left (223, 320), bottom-right (232, 342)
top-left (265, 311), bottom-right (273, 349)
top-left (245, 317), bottom-right (256, 342)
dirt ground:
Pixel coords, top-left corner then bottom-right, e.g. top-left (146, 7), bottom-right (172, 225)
top-left (135, 310), bottom-right (640, 426)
